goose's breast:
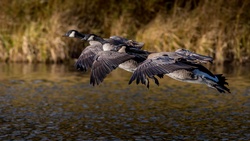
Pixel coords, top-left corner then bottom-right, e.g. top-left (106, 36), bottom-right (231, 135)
top-left (165, 69), bottom-right (203, 84)
top-left (118, 60), bottom-right (138, 72)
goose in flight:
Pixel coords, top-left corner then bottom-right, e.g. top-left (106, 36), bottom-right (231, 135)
top-left (90, 45), bottom-right (214, 87)
top-left (128, 51), bottom-right (230, 93)
top-left (63, 30), bottom-right (144, 72)
top-left (63, 30), bottom-right (147, 85)
top-left (90, 45), bottom-right (151, 86)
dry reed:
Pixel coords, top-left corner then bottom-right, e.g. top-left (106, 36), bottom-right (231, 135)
top-left (0, 0), bottom-right (249, 64)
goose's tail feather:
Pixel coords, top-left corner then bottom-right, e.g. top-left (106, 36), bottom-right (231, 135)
top-left (212, 74), bottom-right (230, 93)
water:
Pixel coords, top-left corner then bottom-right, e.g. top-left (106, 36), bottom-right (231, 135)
top-left (0, 63), bottom-right (249, 140)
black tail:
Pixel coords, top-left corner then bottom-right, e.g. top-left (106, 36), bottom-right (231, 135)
top-left (213, 74), bottom-right (230, 93)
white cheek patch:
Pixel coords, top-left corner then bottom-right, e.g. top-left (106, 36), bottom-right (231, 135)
top-left (88, 35), bottom-right (94, 41)
top-left (69, 31), bottom-right (75, 37)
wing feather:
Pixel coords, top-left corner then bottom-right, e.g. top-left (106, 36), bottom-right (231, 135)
top-left (90, 51), bottom-right (135, 85)
top-left (129, 55), bottom-right (197, 86)
top-left (75, 44), bottom-right (103, 71)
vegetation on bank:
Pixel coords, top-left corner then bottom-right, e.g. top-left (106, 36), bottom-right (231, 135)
top-left (0, 0), bottom-right (250, 64)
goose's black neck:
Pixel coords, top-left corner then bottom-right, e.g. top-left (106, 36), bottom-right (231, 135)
top-left (94, 35), bottom-right (106, 44)
top-left (86, 34), bottom-right (107, 44)
top-left (75, 31), bottom-right (86, 40)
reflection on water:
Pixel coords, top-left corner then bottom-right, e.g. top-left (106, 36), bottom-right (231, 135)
top-left (0, 63), bottom-right (250, 140)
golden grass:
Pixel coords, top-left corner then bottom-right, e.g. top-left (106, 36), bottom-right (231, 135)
top-left (136, 0), bottom-right (250, 64)
top-left (0, 0), bottom-right (249, 64)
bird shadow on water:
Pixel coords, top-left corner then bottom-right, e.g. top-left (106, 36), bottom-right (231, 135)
top-left (0, 63), bottom-right (249, 140)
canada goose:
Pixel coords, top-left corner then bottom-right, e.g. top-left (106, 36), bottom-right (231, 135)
top-left (63, 30), bottom-right (147, 85)
top-left (63, 30), bottom-right (144, 71)
top-left (90, 46), bottom-right (151, 86)
top-left (90, 46), bottom-right (214, 86)
top-left (128, 52), bottom-right (230, 93)
top-left (90, 50), bottom-right (136, 86)
top-left (63, 30), bottom-right (103, 71)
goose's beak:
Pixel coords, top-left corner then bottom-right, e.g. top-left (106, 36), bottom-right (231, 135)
top-left (127, 40), bottom-right (144, 48)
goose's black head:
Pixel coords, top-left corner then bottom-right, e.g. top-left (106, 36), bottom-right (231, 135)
top-left (83, 34), bottom-right (106, 43)
top-left (126, 40), bottom-right (144, 49)
top-left (63, 30), bottom-right (86, 40)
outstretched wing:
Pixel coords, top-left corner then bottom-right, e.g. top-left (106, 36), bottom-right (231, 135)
top-left (175, 49), bottom-right (213, 64)
top-left (75, 44), bottom-right (103, 72)
top-left (90, 51), bottom-right (135, 86)
top-left (129, 54), bottom-right (197, 86)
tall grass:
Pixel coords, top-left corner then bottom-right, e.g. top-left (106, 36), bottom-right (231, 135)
top-left (0, 0), bottom-right (249, 64)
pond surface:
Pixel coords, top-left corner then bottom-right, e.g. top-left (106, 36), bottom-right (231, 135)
top-left (0, 63), bottom-right (249, 140)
